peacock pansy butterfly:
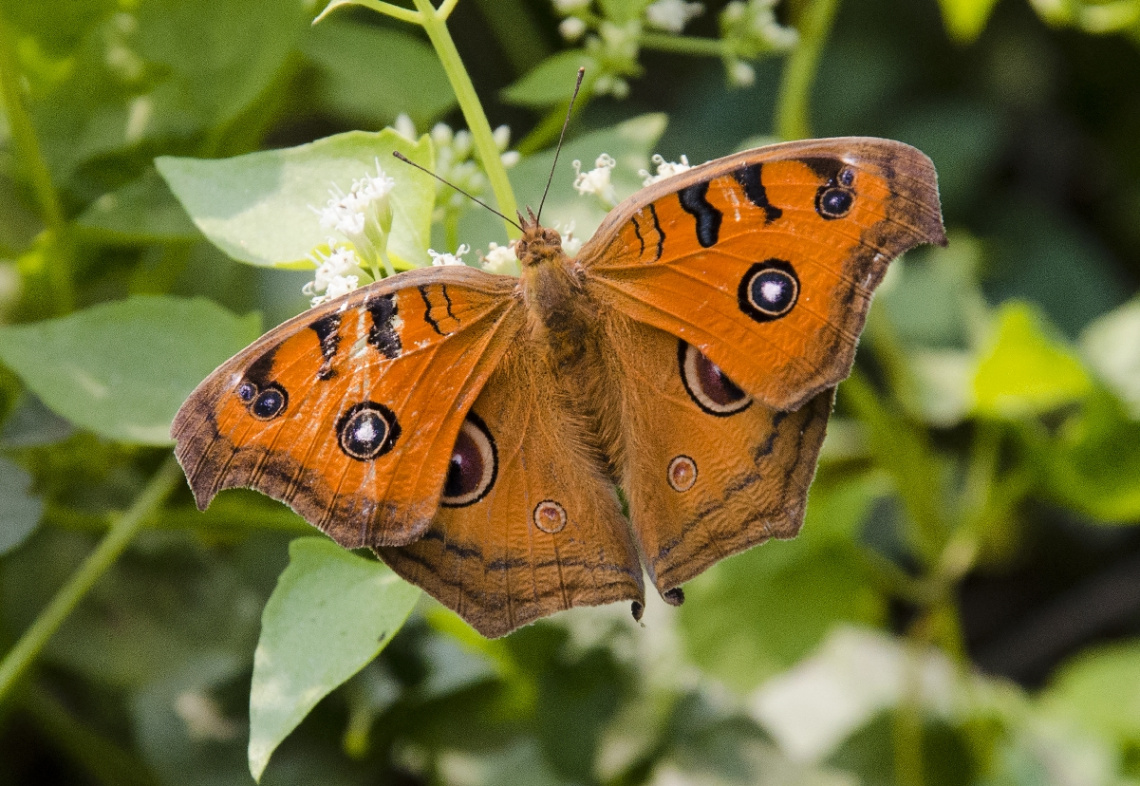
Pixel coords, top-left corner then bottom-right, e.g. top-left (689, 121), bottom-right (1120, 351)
top-left (173, 137), bottom-right (946, 637)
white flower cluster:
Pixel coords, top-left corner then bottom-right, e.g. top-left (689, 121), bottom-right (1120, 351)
top-left (302, 243), bottom-right (365, 307)
top-left (645, 0), bottom-right (704, 33)
top-left (720, 0), bottom-right (799, 87)
top-left (572, 153), bottom-right (618, 207)
top-left (428, 243), bottom-right (470, 266)
top-left (314, 158), bottom-right (396, 277)
top-left (395, 115), bottom-right (519, 222)
top-left (640, 153), bottom-right (693, 185)
top-left (480, 242), bottom-right (520, 276)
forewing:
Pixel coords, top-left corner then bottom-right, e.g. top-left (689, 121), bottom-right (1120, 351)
top-left (580, 137), bottom-right (945, 412)
top-left (172, 266), bottom-right (524, 548)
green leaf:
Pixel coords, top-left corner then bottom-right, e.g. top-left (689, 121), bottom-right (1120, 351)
top-left (1045, 389), bottom-right (1140, 522)
top-left (936, 0), bottom-right (1001, 42)
top-left (0, 296), bottom-right (260, 445)
top-left (1081, 297), bottom-right (1140, 419)
top-left (157, 129), bottom-right (435, 269)
top-left (973, 301), bottom-right (1093, 419)
top-left (248, 538), bottom-right (420, 782)
top-left (75, 168), bottom-right (199, 244)
top-left (501, 51), bottom-right (598, 108)
top-left (678, 475), bottom-right (887, 691)
top-left (1043, 640), bottom-right (1140, 744)
top-left (303, 20), bottom-right (455, 128)
top-left (0, 456), bottom-right (42, 554)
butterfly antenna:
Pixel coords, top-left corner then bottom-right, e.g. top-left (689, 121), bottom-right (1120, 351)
top-left (536, 67), bottom-right (586, 223)
top-left (391, 151), bottom-right (522, 231)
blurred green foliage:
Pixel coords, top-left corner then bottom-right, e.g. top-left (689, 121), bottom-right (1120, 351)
top-left (1, 0), bottom-right (1139, 785)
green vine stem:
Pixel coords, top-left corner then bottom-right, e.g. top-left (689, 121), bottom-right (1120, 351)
top-left (0, 14), bottom-right (74, 313)
top-left (0, 456), bottom-right (182, 705)
top-left (639, 32), bottom-right (727, 56)
top-left (412, 0), bottom-right (520, 238)
top-left (774, 0), bottom-right (841, 140)
top-left (319, 1), bottom-right (520, 238)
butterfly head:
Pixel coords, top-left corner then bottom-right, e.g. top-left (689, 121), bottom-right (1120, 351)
top-left (515, 208), bottom-right (565, 268)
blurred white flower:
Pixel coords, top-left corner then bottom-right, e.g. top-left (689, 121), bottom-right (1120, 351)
top-left (645, 0), bottom-right (703, 33)
top-left (573, 153), bottom-right (618, 206)
top-left (553, 0), bottom-right (590, 12)
top-left (559, 16), bottom-right (588, 40)
top-left (557, 222), bottom-right (583, 256)
top-left (639, 153), bottom-right (692, 185)
top-left (393, 113), bottom-right (417, 141)
top-left (728, 59), bottom-right (756, 87)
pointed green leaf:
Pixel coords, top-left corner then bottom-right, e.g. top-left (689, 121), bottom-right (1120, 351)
top-left (0, 297), bottom-right (260, 445)
top-left (248, 538), bottom-right (420, 782)
top-left (156, 129), bottom-right (435, 269)
top-left (973, 301), bottom-right (1093, 419)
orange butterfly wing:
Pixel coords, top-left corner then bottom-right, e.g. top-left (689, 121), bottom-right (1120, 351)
top-left (377, 336), bottom-right (645, 638)
top-left (580, 137), bottom-right (946, 412)
top-left (603, 314), bottom-right (834, 598)
top-left (172, 266), bottom-right (524, 548)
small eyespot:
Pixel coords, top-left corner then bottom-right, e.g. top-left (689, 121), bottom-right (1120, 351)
top-left (816, 186), bottom-right (854, 219)
top-left (838, 167), bottom-right (855, 187)
top-left (679, 340), bottom-right (751, 416)
top-left (440, 413), bottom-right (497, 508)
top-left (251, 384), bottom-right (287, 420)
top-left (667, 456), bottom-right (698, 492)
top-left (337, 401), bottom-right (400, 461)
top-left (533, 500), bottom-right (567, 534)
top-left (236, 381), bottom-right (257, 403)
top-left (663, 587), bottom-right (685, 606)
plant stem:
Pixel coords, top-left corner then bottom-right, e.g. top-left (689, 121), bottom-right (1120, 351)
top-left (639, 32), bottom-right (726, 57)
top-left (0, 456), bottom-right (182, 706)
top-left (412, 0), bottom-right (520, 239)
top-left (774, 0), bottom-right (842, 140)
top-left (892, 637), bottom-right (926, 786)
top-left (0, 15), bottom-right (74, 313)
top-left (317, 0), bottom-right (421, 25)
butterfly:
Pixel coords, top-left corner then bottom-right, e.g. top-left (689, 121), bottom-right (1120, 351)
top-left (172, 137), bottom-right (945, 638)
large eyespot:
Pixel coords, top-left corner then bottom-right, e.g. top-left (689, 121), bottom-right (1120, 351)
top-left (337, 402), bottom-right (400, 461)
top-left (738, 259), bottom-right (799, 323)
top-left (816, 186), bottom-right (854, 219)
top-left (679, 340), bottom-right (751, 416)
top-left (440, 413), bottom-right (497, 508)
top-left (533, 500), bottom-right (567, 534)
top-left (250, 383), bottom-right (288, 420)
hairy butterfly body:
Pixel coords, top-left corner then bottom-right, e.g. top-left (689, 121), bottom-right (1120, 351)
top-left (173, 137), bottom-right (945, 637)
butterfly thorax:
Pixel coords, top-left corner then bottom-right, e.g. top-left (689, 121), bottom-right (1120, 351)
top-left (516, 215), bottom-right (596, 358)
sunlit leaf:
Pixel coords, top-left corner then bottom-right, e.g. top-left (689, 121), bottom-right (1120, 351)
top-left (973, 301), bottom-right (1093, 419)
top-left (0, 297), bottom-right (260, 445)
top-left (1043, 640), bottom-right (1140, 744)
top-left (1081, 297), bottom-right (1140, 418)
top-left (157, 129), bottom-right (435, 269)
top-left (248, 538), bottom-right (420, 782)
top-left (936, 0), bottom-right (1001, 42)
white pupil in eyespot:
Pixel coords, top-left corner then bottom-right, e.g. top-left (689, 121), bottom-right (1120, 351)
top-left (354, 419), bottom-right (376, 443)
top-left (760, 279), bottom-right (786, 304)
